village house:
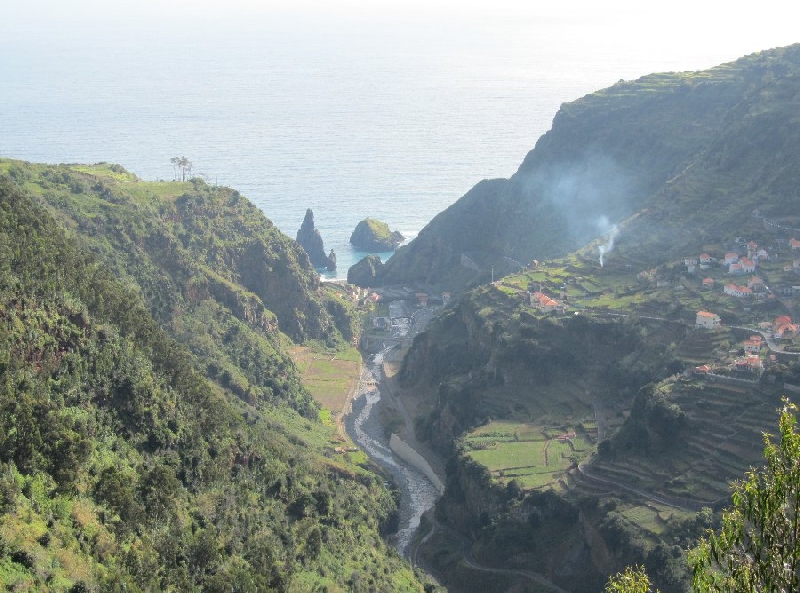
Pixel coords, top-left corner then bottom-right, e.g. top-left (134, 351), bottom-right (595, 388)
top-left (695, 310), bottom-right (721, 329)
top-left (699, 253), bottom-right (714, 265)
top-left (747, 276), bottom-right (765, 291)
top-left (776, 323), bottom-right (800, 340)
top-left (415, 292), bottom-right (428, 308)
top-left (724, 283), bottom-right (752, 298)
top-left (739, 257), bottom-right (756, 273)
top-left (530, 291), bottom-right (562, 313)
top-left (734, 355), bottom-right (763, 373)
top-left (724, 252), bottom-right (739, 265)
top-left (791, 238), bottom-right (800, 250)
top-left (775, 315), bottom-right (793, 327)
top-left (773, 316), bottom-right (799, 340)
top-left (702, 277), bottom-right (715, 290)
top-left (441, 291), bottom-right (451, 304)
top-left (693, 364), bottom-right (712, 375)
top-left (728, 262), bottom-right (743, 274)
top-left (747, 241), bottom-right (758, 258)
top-left (743, 335), bottom-right (764, 355)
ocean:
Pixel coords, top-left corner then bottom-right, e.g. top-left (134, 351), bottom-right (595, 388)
top-left (2, 4), bottom-right (797, 278)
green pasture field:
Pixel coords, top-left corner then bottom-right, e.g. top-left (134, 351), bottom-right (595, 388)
top-left (290, 345), bottom-right (361, 416)
top-left (465, 420), bottom-right (594, 490)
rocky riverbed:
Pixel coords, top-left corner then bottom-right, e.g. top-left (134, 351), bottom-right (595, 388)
top-left (344, 347), bottom-right (441, 558)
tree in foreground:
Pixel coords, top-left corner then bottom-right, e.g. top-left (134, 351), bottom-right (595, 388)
top-left (605, 565), bottom-right (659, 593)
top-left (689, 399), bottom-right (800, 592)
top-left (607, 399), bottom-right (800, 592)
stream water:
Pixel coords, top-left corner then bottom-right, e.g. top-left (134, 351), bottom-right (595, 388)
top-left (345, 347), bottom-right (440, 558)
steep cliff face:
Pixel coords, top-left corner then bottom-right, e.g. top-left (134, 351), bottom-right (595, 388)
top-left (296, 208), bottom-right (336, 271)
top-left (383, 44), bottom-right (800, 289)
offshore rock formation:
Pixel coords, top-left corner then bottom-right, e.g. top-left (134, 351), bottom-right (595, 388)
top-left (350, 218), bottom-right (404, 252)
top-left (296, 208), bottom-right (336, 271)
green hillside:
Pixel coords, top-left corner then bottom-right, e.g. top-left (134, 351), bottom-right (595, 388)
top-left (380, 44), bottom-right (800, 292)
top-left (388, 44), bottom-right (800, 592)
top-left (0, 166), bottom-right (424, 591)
top-left (400, 258), bottom-right (799, 591)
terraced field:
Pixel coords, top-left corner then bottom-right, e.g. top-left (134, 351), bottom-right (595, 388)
top-left (464, 421), bottom-right (594, 490)
top-left (585, 380), bottom-right (784, 507)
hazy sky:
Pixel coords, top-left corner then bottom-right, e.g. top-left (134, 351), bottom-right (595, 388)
top-left (7, 0), bottom-right (799, 54)
top-left (7, 0), bottom-right (798, 76)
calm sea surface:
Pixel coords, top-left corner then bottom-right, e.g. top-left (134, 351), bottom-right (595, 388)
top-left (2, 9), bottom-right (794, 277)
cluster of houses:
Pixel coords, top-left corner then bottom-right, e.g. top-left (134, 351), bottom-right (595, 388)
top-left (681, 237), bottom-right (800, 302)
top-left (683, 238), bottom-right (780, 301)
top-left (696, 311), bottom-right (800, 341)
top-left (693, 312), bottom-right (800, 376)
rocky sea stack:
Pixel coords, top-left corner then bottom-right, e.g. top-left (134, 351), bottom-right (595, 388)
top-left (349, 218), bottom-right (404, 252)
top-left (296, 208), bottom-right (336, 271)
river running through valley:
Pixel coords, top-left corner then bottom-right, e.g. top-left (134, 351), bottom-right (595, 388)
top-left (344, 347), bottom-right (440, 559)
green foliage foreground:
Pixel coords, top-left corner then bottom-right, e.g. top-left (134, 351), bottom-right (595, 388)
top-left (607, 400), bottom-right (800, 593)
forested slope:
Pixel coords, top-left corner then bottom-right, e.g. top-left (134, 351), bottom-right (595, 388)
top-left (0, 168), bottom-right (423, 592)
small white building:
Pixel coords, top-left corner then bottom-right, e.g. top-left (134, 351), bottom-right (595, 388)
top-left (696, 311), bottom-right (721, 329)
top-left (740, 257), bottom-right (756, 273)
top-left (530, 291), bottom-right (561, 313)
top-left (724, 283), bottom-right (752, 298)
top-left (743, 336), bottom-right (764, 355)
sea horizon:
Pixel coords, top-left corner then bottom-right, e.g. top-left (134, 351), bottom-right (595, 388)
top-left (3, 3), bottom-right (798, 278)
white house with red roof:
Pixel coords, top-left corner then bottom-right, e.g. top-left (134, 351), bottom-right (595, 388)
top-left (724, 252), bottom-right (739, 265)
top-left (702, 277), bottom-right (715, 290)
top-left (699, 253), bottom-right (713, 264)
top-left (728, 262), bottom-right (743, 274)
top-left (791, 238), bottom-right (800, 250)
top-left (530, 291), bottom-right (562, 313)
top-left (735, 355), bottom-right (763, 372)
top-left (695, 310), bottom-right (721, 329)
top-left (739, 257), bottom-right (756, 273)
top-left (743, 335), bottom-right (764, 355)
top-left (724, 283), bottom-right (752, 298)
top-left (775, 315), bottom-right (793, 328)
